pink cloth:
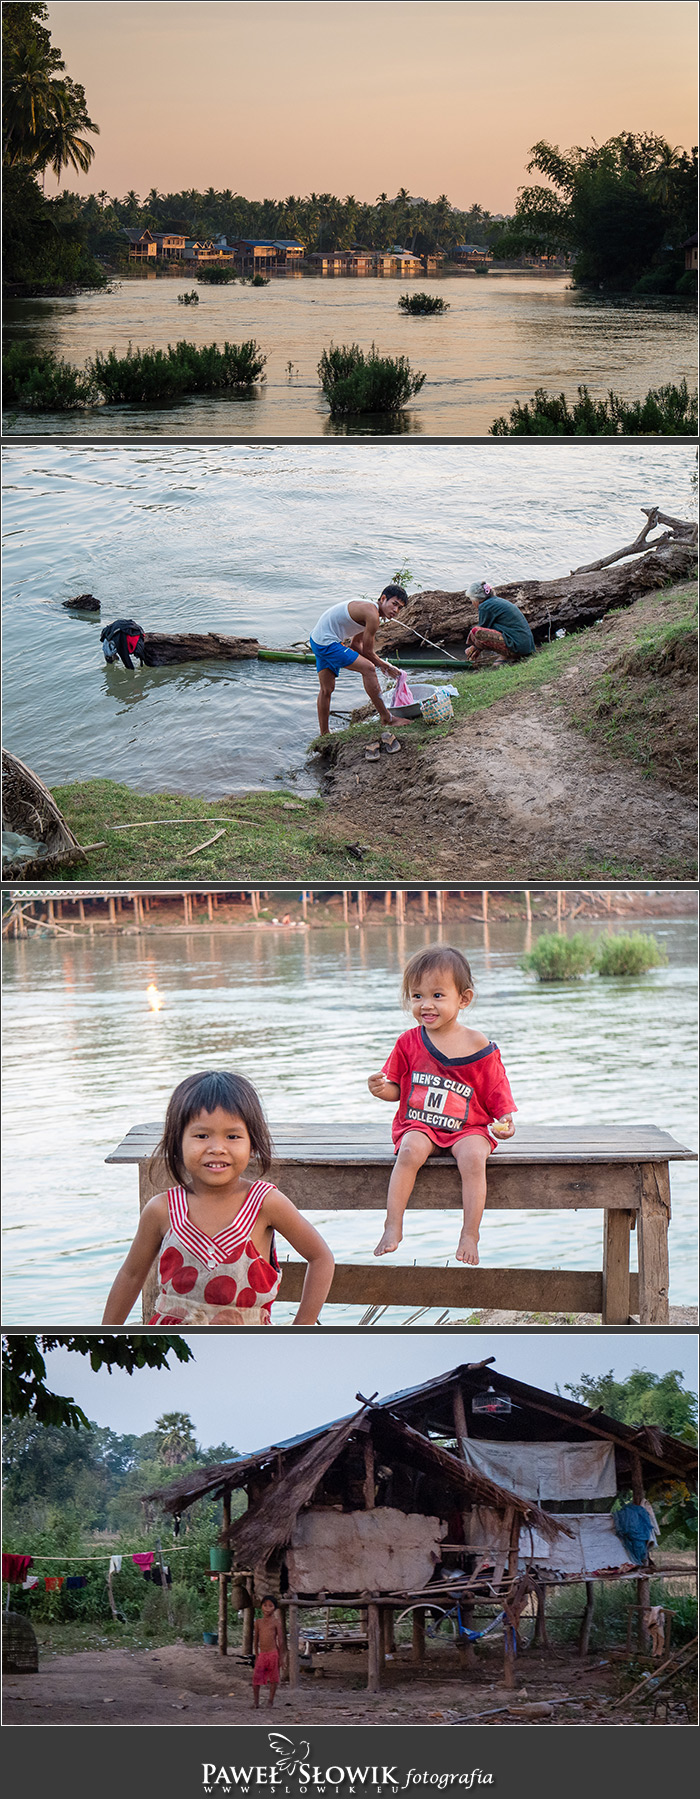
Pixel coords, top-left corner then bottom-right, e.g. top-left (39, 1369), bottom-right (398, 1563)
top-left (2, 1554), bottom-right (33, 1584)
top-left (392, 670), bottom-right (414, 708)
top-left (253, 1650), bottom-right (280, 1687)
top-left (132, 1552), bottom-right (155, 1571)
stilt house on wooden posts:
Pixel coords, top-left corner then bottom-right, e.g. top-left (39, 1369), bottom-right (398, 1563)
top-left (145, 1360), bottom-right (696, 1689)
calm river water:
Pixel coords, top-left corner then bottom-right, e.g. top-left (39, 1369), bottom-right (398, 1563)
top-left (2, 440), bottom-right (696, 798)
top-left (3, 274), bottom-right (697, 436)
top-left (2, 916), bottom-right (696, 1325)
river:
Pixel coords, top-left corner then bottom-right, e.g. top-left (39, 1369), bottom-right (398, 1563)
top-left (2, 440), bottom-right (696, 799)
top-left (3, 274), bottom-right (696, 436)
top-left (1, 914), bottom-right (696, 1325)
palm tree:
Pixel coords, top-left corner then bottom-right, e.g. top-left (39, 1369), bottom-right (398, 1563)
top-left (155, 1412), bottom-right (198, 1467)
top-left (36, 87), bottom-right (99, 186)
top-left (646, 144), bottom-right (686, 206)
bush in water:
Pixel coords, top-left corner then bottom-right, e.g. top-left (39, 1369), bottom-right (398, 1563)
top-left (595, 931), bottom-right (668, 976)
top-left (177, 290), bottom-right (199, 305)
top-left (196, 264), bottom-right (237, 284)
top-left (521, 933), bottom-right (597, 981)
top-left (3, 342), bottom-right (99, 410)
top-left (89, 339), bottom-right (266, 402)
top-left (398, 292), bottom-right (449, 314)
top-left (318, 342), bottom-right (426, 416)
top-left (490, 379), bottom-right (698, 436)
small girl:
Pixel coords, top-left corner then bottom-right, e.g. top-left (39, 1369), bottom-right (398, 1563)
top-left (102, 1070), bottom-right (334, 1326)
top-left (368, 946), bottom-right (516, 1264)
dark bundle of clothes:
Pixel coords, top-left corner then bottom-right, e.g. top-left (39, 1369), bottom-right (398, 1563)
top-left (100, 618), bottom-right (149, 670)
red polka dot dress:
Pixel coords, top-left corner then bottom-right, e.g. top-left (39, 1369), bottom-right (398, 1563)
top-left (148, 1182), bottom-right (281, 1326)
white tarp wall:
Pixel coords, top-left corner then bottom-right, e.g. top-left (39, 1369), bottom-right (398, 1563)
top-left (287, 1507), bottom-right (447, 1594)
top-left (460, 1438), bottom-right (617, 1501)
top-left (466, 1508), bottom-right (638, 1577)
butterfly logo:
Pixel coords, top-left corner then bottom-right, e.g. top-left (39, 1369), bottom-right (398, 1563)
top-left (268, 1734), bottom-right (311, 1776)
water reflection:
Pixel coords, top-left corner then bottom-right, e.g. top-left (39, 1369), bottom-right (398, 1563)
top-left (1, 915), bottom-right (696, 1325)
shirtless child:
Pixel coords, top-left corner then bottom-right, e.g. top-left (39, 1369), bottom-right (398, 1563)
top-left (252, 1596), bottom-right (284, 1708)
top-left (310, 584), bottom-right (409, 742)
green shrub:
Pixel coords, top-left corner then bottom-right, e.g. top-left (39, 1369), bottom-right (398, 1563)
top-left (318, 342), bottom-right (426, 416)
top-left (3, 342), bottom-right (99, 410)
top-left (398, 292), bottom-right (449, 314)
top-left (250, 274), bottom-right (270, 286)
top-left (89, 339), bottom-right (266, 403)
top-left (177, 290), bottom-right (199, 306)
top-left (595, 932), bottom-right (668, 976)
top-left (490, 380), bottom-right (697, 436)
top-left (521, 932), bottom-right (597, 981)
top-left (196, 264), bottom-right (237, 284)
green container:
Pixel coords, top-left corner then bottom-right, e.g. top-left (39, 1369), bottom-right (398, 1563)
top-left (202, 1630), bottom-right (219, 1646)
top-left (209, 1547), bottom-right (232, 1573)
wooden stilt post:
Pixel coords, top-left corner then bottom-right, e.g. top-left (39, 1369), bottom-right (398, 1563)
top-left (396, 889), bottom-right (405, 923)
top-left (535, 1583), bottom-right (548, 1648)
top-left (384, 891), bottom-right (392, 914)
top-left (367, 1603), bottom-right (382, 1692)
top-left (301, 890), bottom-right (307, 920)
top-left (132, 895), bottom-right (139, 926)
top-left (242, 1586), bottom-right (254, 1655)
top-left (436, 890), bottom-right (443, 923)
top-left (251, 890), bottom-right (260, 918)
top-left (482, 890), bottom-right (488, 923)
top-left (412, 1608), bottom-right (426, 1662)
top-left (579, 1581), bottom-right (595, 1657)
top-left (358, 889), bottom-right (366, 922)
top-left (630, 1452), bottom-right (651, 1650)
top-left (207, 893), bottom-right (214, 921)
top-left (78, 899), bottom-right (86, 922)
top-left (503, 1510), bottom-right (520, 1689)
top-left (108, 897), bottom-right (116, 923)
top-left (422, 891), bottom-right (430, 917)
top-left (383, 1606), bottom-right (395, 1655)
top-left (556, 891), bottom-right (563, 931)
top-left (452, 1384), bottom-right (476, 1665)
top-left (287, 1599), bottom-right (300, 1689)
top-left (343, 890), bottom-right (349, 922)
top-left (47, 899), bottom-right (55, 927)
top-left (524, 890), bottom-right (532, 923)
top-left (218, 1494), bottom-right (231, 1656)
top-left (363, 1435), bottom-right (375, 1510)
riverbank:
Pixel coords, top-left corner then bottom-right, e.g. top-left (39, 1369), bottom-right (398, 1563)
top-left (43, 582), bottom-right (697, 883)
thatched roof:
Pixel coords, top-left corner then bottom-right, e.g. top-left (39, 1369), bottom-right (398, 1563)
top-left (226, 1409), bottom-right (367, 1567)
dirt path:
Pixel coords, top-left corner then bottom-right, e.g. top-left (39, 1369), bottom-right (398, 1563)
top-left (321, 589), bottom-right (697, 879)
top-left (4, 1639), bottom-right (689, 1727)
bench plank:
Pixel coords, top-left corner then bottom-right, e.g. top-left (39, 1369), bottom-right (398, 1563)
top-left (276, 1261), bottom-right (640, 1315)
top-left (107, 1121), bottom-right (696, 1165)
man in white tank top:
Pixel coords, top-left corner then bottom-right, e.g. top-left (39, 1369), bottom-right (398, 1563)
top-left (310, 584), bottom-right (409, 736)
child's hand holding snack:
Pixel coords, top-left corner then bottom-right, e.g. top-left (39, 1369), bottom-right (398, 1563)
top-left (490, 1114), bottom-right (515, 1139)
top-left (368, 1071), bottom-right (400, 1100)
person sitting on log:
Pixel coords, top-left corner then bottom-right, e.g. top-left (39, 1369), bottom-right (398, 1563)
top-left (310, 585), bottom-right (409, 748)
top-left (464, 581), bottom-right (535, 666)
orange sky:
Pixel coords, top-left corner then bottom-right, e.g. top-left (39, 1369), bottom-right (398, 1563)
top-left (47, 2), bottom-right (698, 209)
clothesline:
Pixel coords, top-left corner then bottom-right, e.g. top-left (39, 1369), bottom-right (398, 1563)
top-left (7, 1545), bottom-right (192, 1562)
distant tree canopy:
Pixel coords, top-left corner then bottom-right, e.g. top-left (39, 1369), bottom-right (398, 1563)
top-left (563, 1366), bottom-right (698, 1443)
top-left (2, 1335), bottom-right (194, 1431)
top-left (2, 4), bottom-right (105, 292)
top-left (491, 132), bottom-right (698, 292)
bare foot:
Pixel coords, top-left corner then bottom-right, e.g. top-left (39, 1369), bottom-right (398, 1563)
top-left (455, 1232), bottom-right (480, 1265)
top-left (374, 1224), bottom-right (403, 1256)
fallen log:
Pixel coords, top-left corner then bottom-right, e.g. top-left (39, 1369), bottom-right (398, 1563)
top-left (142, 632), bottom-right (260, 665)
top-left (376, 512), bottom-right (698, 650)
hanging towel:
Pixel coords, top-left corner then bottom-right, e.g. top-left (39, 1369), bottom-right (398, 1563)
top-left (65, 1575), bottom-right (87, 1589)
top-left (2, 1553), bottom-right (33, 1584)
top-left (108, 1555), bottom-right (122, 1576)
top-left (132, 1552), bottom-right (155, 1572)
top-left (22, 1575), bottom-right (39, 1591)
top-left (612, 1504), bottom-right (656, 1564)
top-left (44, 1576), bottom-right (64, 1591)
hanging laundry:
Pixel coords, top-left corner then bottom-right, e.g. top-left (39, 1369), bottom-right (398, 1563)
top-left (44, 1576), bottom-right (64, 1591)
top-left (108, 1555), bottom-right (122, 1576)
top-left (147, 1565), bottom-right (172, 1588)
top-left (2, 1554), bottom-right (33, 1583)
top-left (22, 1575), bottom-right (39, 1591)
top-left (65, 1575), bottom-right (87, 1590)
top-left (612, 1504), bottom-right (656, 1564)
top-left (132, 1552), bottom-right (155, 1572)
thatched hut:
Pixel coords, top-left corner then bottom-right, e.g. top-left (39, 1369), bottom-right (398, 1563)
top-left (146, 1359), bottom-right (695, 1692)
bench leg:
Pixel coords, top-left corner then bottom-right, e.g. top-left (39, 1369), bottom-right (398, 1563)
top-left (139, 1157), bottom-right (167, 1322)
top-left (637, 1163), bottom-right (671, 1325)
top-left (602, 1210), bottom-right (632, 1323)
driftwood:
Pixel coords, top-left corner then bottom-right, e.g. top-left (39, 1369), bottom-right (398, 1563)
top-left (376, 510), bottom-right (698, 650)
top-left (142, 632), bottom-right (260, 665)
top-left (62, 592), bottom-right (101, 612)
top-left (2, 749), bottom-right (85, 879)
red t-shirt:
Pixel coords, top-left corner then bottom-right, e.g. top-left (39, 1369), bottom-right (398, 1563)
top-left (382, 1026), bottom-right (516, 1149)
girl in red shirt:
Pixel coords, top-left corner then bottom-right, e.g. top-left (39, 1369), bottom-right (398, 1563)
top-left (369, 946), bottom-right (516, 1264)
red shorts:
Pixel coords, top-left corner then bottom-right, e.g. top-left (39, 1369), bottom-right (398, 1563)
top-left (394, 1123), bottom-right (496, 1153)
top-left (253, 1650), bottom-right (280, 1686)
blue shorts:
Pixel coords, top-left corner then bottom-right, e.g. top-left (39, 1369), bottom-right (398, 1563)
top-left (309, 637), bottom-right (360, 674)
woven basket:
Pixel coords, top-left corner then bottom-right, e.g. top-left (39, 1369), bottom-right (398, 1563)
top-left (3, 1610), bottom-right (39, 1673)
top-left (420, 691), bottom-right (453, 724)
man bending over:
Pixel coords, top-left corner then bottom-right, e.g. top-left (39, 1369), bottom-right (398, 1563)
top-left (310, 584), bottom-right (409, 736)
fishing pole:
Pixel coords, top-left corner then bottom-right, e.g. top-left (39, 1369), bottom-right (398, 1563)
top-left (397, 622), bottom-right (465, 663)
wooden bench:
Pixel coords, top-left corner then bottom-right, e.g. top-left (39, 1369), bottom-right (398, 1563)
top-left (105, 1121), bottom-right (696, 1326)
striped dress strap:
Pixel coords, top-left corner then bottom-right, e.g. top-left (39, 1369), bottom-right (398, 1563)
top-left (166, 1181), bottom-right (275, 1262)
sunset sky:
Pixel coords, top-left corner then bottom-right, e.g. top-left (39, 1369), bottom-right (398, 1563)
top-left (47, 1), bottom-right (697, 210)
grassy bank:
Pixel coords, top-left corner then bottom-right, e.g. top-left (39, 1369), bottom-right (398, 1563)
top-left (50, 781), bottom-right (415, 881)
top-left (570, 588), bottom-right (697, 793)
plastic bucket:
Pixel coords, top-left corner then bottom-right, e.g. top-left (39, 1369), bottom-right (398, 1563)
top-left (202, 1630), bottom-right (219, 1646)
top-left (209, 1547), bottom-right (232, 1573)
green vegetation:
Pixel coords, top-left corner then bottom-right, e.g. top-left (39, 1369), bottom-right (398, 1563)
top-left (3, 339), bottom-right (99, 409)
top-left (544, 1581), bottom-right (697, 1650)
top-left (3, 1335), bottom-right (193, 1430)
top-left (398, 291), bottom-right (449, 314)
top-left (90, 338), bottom-right (266, 402)
top-left (177, 288), bottom-right (199, 305)
top-left (196, 263), bottom-right (237, 284)
top-left (3, 4), bottom-right (106, 294)
top-left (521, 932), bottom-right (597, 981)
top-left (3, 338), bottom-right (267, 410)
top-left (570, 589), bottom-right (698, 795)
top-left (50, 780), bottom-right (416, 881)
top-left (564, 1365), bottom-right (697, 1441)
top-left (318, 342), bottom-right (426, 416)
top-left (249, 273), bottom-right (269, 286)
top-left (490, 380), bottom-right (698, 436)
top-left (491, 131), bottom-right (697, 293)
top-left (595, 932), bottom-right (668, 976)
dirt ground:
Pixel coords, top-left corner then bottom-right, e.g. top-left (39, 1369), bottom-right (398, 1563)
top-left (4, 1636), bottom-right (694, 1727)
top-left (321, 589), bottom-right (697, 880)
